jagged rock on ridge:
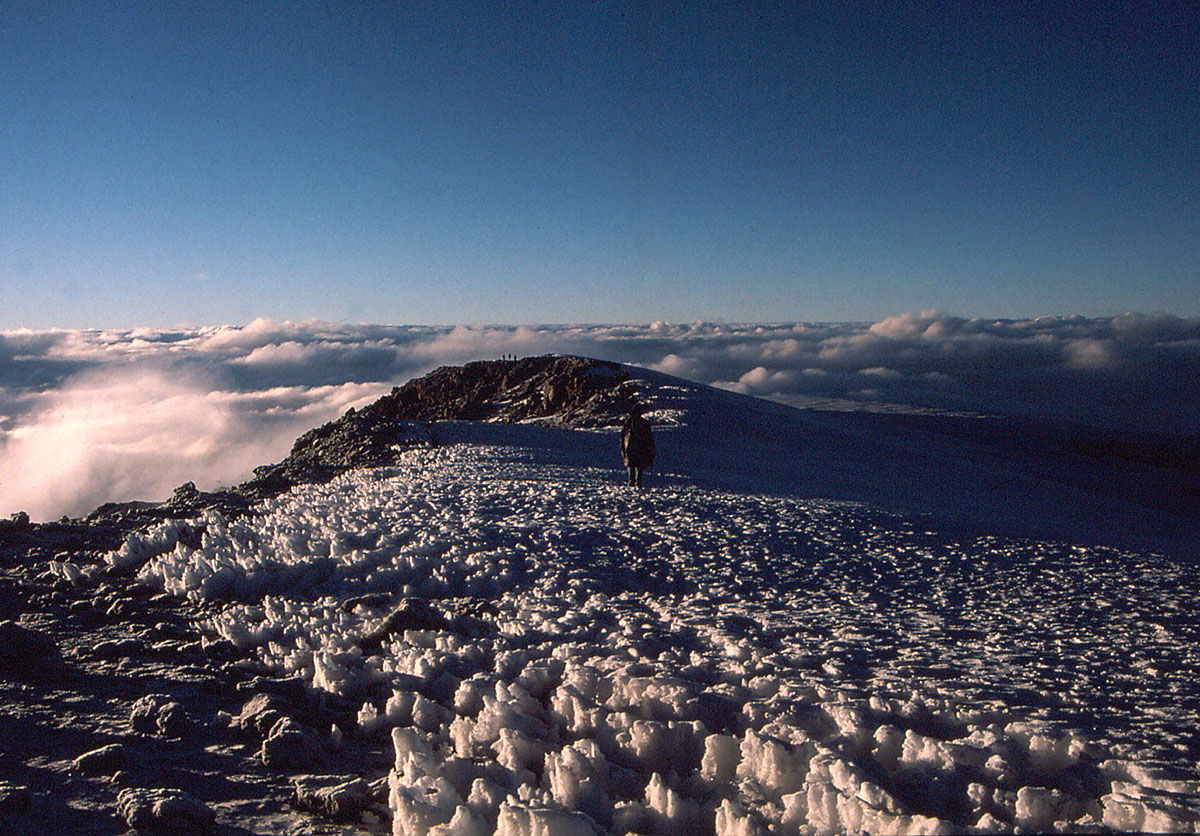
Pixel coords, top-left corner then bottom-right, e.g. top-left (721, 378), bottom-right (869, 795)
top-left (243, 354), bottom-right (634, 497)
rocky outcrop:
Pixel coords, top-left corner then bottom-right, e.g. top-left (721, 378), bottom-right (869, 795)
top-left (357, 597), bottom-right (491, 655)
top-left (370, 354), bottom-right (634, 426)
top-left (243, 354), bottom-right (635, 495)
top-left (78, 355), bottom-right (636, 532)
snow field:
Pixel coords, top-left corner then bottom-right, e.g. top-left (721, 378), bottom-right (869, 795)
top-left (127, 439), bottom-right (1200, 833)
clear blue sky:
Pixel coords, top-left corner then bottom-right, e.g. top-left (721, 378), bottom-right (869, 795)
top-left (2, 1), bottom-right (1196, 328)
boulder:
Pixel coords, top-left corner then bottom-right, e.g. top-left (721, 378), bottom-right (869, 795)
top-left (116, 787), bottom-right (215, 832)
top-left (93, 638), bottom-right (146, 659)
top-left (356, 598), bottom-right (448, 653)
top-left (293, 775), bottom-right (370, 821)
top-left (236, 693), bottom-right (291, 739)
top-left (130, 694), bottom-right (190, 737)
top-left (261, 719), bottom-right (323, 770)
top-left (73, 743), bottom-right (127, 776)
top-left (0, 621), bottom-right (59, 675)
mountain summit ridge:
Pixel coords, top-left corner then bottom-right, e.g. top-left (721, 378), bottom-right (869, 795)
top-left (5, 352), bottom-right (1192, 563)
top-left (84, 355), bottom-right (644, 527)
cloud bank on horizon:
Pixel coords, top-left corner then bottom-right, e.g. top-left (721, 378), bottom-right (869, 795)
top-left (1, 312), bottom-right (1197, 520)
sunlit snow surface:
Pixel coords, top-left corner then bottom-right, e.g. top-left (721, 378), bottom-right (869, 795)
top-left (128, 389), bottom-right (1200, 834)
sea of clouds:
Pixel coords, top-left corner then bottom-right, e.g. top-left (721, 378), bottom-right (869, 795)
top-left (1, 312), bottom-right (1197, 521)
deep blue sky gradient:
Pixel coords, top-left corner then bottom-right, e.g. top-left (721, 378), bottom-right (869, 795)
top-left (2, 1), bottom-right (1196, 327)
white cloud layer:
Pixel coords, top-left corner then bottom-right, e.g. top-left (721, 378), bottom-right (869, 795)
top-left (2, 312), bottom-right (1197, 520)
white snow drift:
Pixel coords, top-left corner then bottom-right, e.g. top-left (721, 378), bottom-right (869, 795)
top-left (118, 373), bottom-right (1200, 834)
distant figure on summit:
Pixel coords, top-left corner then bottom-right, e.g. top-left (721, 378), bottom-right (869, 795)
top-left (620, 404), bottom-right (655, 488)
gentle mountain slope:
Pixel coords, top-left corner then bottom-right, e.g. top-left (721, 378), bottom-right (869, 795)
top-left (76, 355), bottom-right (1200, 834)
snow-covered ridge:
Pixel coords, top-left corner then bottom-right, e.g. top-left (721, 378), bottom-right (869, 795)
top-left (110, 360), bottom-right (1199, 833)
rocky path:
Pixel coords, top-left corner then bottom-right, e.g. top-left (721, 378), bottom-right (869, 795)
top-left (0, 529), bottom-right (392, 835)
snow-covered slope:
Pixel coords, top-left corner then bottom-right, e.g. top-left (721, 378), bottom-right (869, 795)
top-left (115, 362), bottom-right (1199, 834)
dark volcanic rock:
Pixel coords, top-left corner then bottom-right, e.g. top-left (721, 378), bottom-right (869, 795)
top-left (64, 355), bottom-right (636, 537)
top-left (357, 598), bottom-right (449, 654)
top-left (293, 775), bottom-right (371, 821)
top-left (116, 787), bottom-right (215, 832)
top-left (87, 486), bottom-right (248, 526)
top-left (164, 481), bottom-right (252, 519)
top-left (243, 355), bottom-right (633, 497)
top-left (130, 694), bottom-right (190, 737)
top-left (236, 693), bottom-right (293, 739)
top-left (261, 718), bottom-right (323, 770)
top-left (94, 637), bottom-right (147, 659)
top-left (0, 620), bottom-right (60, 675)
top-left (73, 743), bottom-right (128, 776)
top-left (377, 354), bottom-right (634, 427)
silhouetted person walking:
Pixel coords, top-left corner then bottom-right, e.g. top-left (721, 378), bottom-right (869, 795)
top-left (620, 404), bottom-right (655, 488)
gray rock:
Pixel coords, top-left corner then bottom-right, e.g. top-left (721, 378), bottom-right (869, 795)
top-left (130, 694), bottom-right (190, 737)
top-left (0, 781), bottom-right (31, 813)
top-left (0, 620), bottom-right (59, 675)
top-left (116, 787), bottom-right (215, 832)
top-left (235, 673), bottom-right (309, 698)
top-left (73, 743), bottom-right (127, 775)
top-left (93, 637), bottom-right (146, 659)
top-left (200, 637), bottom-right (238, 660)
top-left (293, 775), bottom-right (370, 821)
top-left (236, 693), bottom-right (291, 739)
top-left (261, 719), bottom-right (323, 770)
top-left (356, 597), bottom-right (449, 654)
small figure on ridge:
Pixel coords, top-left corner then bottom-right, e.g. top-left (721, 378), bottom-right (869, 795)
top-left (620, 403), bottom-right (655, 488)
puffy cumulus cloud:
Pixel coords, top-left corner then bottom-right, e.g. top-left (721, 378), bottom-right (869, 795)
top-left (869, 309), bottom-right (961, 338)
top-left (719, 366), bottom-right (801, 396)
top-left (197, 316), bottom-right (313, 351)
top-left (1, 313), bottom-right (1198, 520)
top-left (651, 353), bottom-right (702, 379)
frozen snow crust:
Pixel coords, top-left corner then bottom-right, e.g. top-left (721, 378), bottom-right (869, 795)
top-left (124, 374), bottom-right (1200, 834)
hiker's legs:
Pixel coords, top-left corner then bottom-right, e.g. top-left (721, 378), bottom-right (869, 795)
top-left (628, 466), bottom-right (638, 487)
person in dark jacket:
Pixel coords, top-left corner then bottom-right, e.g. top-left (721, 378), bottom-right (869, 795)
top-left (620, 404), bottom-right (655, 488)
